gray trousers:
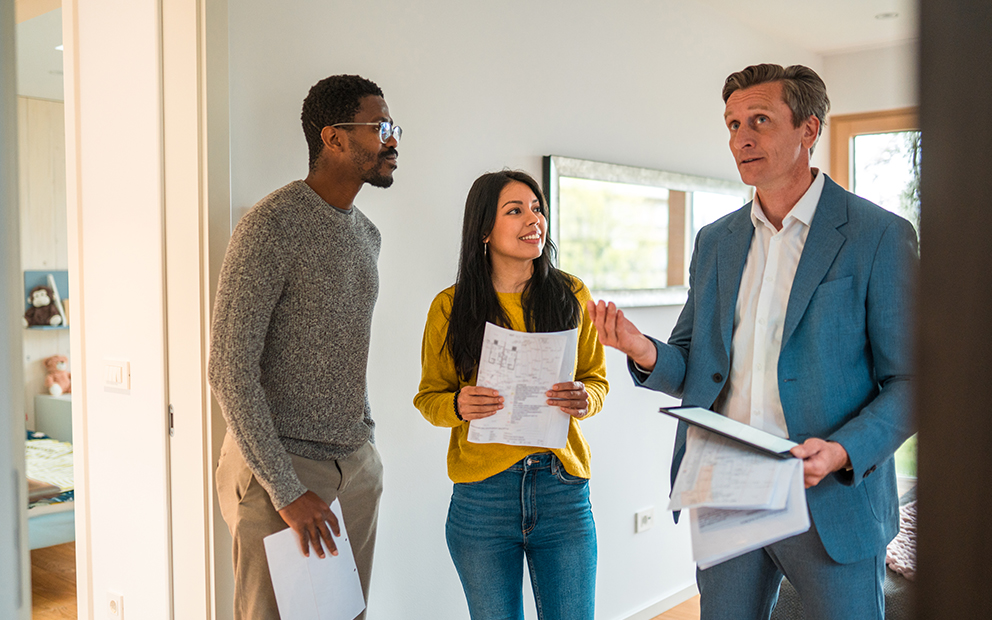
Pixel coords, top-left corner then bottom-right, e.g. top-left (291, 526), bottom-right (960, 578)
top-left (216, 432), bottom-right (384, 620)
top-left (697, 519), bottom-right (886, 620)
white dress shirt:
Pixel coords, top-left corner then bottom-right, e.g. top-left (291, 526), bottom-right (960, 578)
top-left (714, 170), bottom-right (825, 438)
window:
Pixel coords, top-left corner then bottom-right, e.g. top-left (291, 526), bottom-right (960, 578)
top-left (544, 156), bottom-right (751, 307)
top-left (831, 108), bottom-right (920, 486)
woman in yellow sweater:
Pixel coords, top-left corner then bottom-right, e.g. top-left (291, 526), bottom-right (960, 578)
top-left (414, 170), bottom-right (608, 620)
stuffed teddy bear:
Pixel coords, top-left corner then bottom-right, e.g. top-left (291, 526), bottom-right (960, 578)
top-left (43, 355), bottom-right (71, 396)
top-left (23, 285), bottom-right (63, 327)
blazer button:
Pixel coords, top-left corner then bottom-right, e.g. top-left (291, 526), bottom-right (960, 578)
top-left (712, 373), bottom-right (723, 383)
top-left (863, 465), bottom-right (877, 478)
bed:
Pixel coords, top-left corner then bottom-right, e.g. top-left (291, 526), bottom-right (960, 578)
top-left (26, 429), bottom-right (75, 550)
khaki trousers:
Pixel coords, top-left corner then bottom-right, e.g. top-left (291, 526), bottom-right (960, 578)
top-left (216, 432), bottom-right (384, 620)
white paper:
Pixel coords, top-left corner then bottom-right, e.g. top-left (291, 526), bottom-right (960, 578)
top-left (468, 322), bottom-right (578, 449)
top-left (668, 426), bottom-right (794, 511)
top-left (689, 457), bottom-right (810, 570)
top-left (263, 498), bottom-right (366, 620)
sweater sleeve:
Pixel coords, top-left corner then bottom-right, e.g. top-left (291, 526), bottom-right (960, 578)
top-left (413, 290), bottom-right (465, 428)
top-left (572, 280), bottom-right (609, 419)
top-left (207, 209), bottom-right (308, 511)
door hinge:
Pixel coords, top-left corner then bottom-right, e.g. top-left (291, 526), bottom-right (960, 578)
top-left (168, 404), bottom-right (175, 437)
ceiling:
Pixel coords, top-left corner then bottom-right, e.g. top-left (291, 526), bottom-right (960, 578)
top-left (694, 0), bottom-right (918, 55)
top-left (13, 2), bottom-right (919, 103)
top-left (16, 8), bottom-right (63, 101)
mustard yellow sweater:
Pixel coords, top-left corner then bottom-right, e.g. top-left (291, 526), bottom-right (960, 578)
top-left (414, 279), bottom-right (608, 483)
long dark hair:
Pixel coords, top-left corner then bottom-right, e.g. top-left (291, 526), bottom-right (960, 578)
top-left (445, 170), bottom-right (582, 381)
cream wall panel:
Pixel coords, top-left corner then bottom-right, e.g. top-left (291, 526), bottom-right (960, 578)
top-left (18, 97), bottom-right (67, 270)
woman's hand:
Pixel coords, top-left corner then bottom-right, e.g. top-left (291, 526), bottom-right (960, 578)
top-left (457, 386), bottom-right (503, 420)
top-left (547, 381), bottom-right (589, 418)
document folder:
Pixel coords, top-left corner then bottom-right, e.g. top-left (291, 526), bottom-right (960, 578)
top-left (659, 406), bottom-right (798, 458)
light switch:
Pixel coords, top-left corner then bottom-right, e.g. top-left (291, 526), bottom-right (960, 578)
top-left (104, 360), bottom-right (130, 390)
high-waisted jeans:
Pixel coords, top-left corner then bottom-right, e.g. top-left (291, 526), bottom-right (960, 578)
top-left (445, 453), bottom-right (597, 620)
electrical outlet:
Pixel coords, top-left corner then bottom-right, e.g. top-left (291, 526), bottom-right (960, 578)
top-left (635, 507), bottom-right (655, 533)
top-left (107, 591), bottom-right (124, 619)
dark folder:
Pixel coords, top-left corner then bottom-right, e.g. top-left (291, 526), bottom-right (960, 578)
top-left (659, 406), bottom-right (799, 459)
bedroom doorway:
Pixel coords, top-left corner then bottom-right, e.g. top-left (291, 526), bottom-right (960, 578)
top-left (13, 3), bottom-right (78, 618)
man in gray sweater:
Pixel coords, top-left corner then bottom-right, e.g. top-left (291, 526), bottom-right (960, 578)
top-left (209, 74), bottom-right (399, 619)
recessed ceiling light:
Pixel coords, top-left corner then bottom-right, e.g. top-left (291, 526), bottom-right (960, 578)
top-left (875, 12), bottom-right (899, 20)
top-left (55, 45), bottom-right (63, 51)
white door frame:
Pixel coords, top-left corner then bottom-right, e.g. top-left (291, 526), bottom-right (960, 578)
top-left (1, 0), bottom-right (31, 616)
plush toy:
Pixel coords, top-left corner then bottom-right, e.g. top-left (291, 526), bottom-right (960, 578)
top-left (23, 285), bottom-right (63, 327)
top-left (43, 355), bottom-right (71, 396)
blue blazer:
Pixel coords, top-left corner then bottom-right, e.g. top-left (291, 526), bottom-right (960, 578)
top-left (634, 174), bottom-right (918, 564)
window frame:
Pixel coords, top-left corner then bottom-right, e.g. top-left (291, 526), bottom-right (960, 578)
top-left (829, 107), bottom-right (919, 191)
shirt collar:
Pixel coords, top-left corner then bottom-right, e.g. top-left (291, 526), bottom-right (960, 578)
top-left (750, 168), bottom-right (825, 231)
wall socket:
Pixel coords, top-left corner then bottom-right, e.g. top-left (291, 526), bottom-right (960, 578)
top-left (635, 507), bottom-right (655, 533)
top-left (107, 591), bottom-right (124, 619)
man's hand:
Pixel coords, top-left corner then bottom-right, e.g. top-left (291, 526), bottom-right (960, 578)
top-left (277, 490), bottom-right (340, 558)
top-left (547, 381), bottom-right (589, 418)
top-left (457, 386), bottom-right (503, 420)
top-left (586, 299), bottom-right (657, 370)
top-left (790, 438), bottom-right (851, 488)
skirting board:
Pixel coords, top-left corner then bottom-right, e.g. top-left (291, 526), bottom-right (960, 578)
top-left (623, 583), bottom-right (699, 620)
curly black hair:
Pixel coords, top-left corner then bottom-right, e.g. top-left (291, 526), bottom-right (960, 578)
top-left (301, 75), bottom-right (384, 171)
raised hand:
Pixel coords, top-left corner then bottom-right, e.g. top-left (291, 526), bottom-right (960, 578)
top-left (586, 299), bottom-right (658, 370)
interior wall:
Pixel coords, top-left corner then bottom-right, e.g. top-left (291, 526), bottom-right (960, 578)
top-left (226, 1), bottom-right (820, 618)
top-left (823, 40), bottom-right (919, 115)
top-left (64, 0), bottom-right (173, 617)
top-left (17, 96), bottom-right (69, 429)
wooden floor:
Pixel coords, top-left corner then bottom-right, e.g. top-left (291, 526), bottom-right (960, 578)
top-left (31, 542), bottom-right (77, 620)
top-left (652, 594), bottom-right (701, 620)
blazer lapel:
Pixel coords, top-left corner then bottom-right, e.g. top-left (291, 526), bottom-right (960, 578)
top-left (717, 207), bottom-right (754, 355)
top-left (781, 177), bottom-right (849, 349)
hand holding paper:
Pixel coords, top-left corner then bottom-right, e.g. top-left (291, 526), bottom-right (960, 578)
top-left (468, 322), bottom-right (578, 449)
top-left (790, 438), bottom-right (851, 488)
top-left (546, 381), bottom-right (589, 417)
top-left (278, 490), bottom-right (341, 558)
top-left (264, 498), bottom-right (366, 620)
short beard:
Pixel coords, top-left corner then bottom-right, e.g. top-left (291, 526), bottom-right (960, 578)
top-left (352, 143), bottom-right (395, 188)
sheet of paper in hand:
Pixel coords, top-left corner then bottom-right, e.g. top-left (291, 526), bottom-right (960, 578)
top-left (263, 498), bottom-right (365, 620)
top-left (468, 322), bottom-right (578, 449)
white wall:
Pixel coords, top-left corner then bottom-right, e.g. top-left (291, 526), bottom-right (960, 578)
top-left (226, 1), bottom-right (819, 618)
top-left (823, 40), bottom-right (919, 115)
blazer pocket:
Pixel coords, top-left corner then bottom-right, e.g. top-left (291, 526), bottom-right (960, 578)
top-left (809, 276), bottom-right (859, 334)
top-left (811, 275), bottom-right (853, 298)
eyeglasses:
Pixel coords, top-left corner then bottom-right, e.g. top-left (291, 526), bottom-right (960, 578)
top-left (331, 120), bottom-right (402, 144)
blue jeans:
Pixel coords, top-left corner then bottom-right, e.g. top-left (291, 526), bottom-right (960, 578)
top-left (445, 453), bottom-right (597, 620)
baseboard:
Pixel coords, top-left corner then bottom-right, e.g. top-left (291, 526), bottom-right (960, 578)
top-left (622, 583), bottom-right (699, 620)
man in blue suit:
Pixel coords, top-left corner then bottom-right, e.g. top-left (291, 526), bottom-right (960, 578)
top-left (589, 64), bottom-right (917, 619)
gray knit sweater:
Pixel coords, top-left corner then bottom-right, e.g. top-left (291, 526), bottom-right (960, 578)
top-left (208, 180), bottom-right (380, 510)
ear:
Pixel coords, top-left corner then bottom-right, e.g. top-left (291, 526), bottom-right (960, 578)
top-left (801, 115), bottom-right (820, 151)
top-left (321, 125), bottom-right (345, 154)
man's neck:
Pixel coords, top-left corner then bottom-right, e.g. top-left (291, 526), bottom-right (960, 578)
top-left (755, 168), bottom-right (817, 230)
top-left (304, 167), bottom-right (362, 212)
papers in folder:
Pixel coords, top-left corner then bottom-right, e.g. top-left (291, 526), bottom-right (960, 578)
top-left (668, 426), bottom-right (810, 569)
top-left (468, 322), bottom-right (578, 449)
top-left (263, 498), bottom-right (366, 620)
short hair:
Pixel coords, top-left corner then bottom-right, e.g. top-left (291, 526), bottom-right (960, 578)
top-left (723, 64), bottom-right (830, 153)
top-left (301, 75), bottom-right (384, 171)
